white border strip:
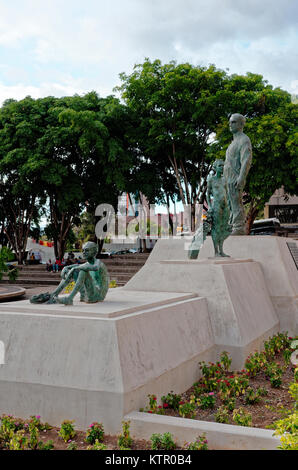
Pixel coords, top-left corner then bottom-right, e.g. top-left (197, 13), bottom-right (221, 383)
top-left (125, 411), bottom-right (281, 451)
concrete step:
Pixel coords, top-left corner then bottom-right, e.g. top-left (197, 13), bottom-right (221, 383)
top-left (0, 278), bottom-right (60, 286)
top-left (11, 265), bottom-right (140, 276)
top-left (1, 253), bottom-right (149, 288)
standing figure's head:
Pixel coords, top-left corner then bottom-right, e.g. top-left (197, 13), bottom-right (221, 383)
top-left (213, 159), bottom-right (224, 177)
top-left (82, 241), bottom-right (98, 260)
top-left (229, 113), bottom-right (246, 134)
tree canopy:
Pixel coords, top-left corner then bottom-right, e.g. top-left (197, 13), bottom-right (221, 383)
top-left (0, 59), bottom-right (297, 262)
top-left (0, 92), bottom-right (135, 261)
top-left (117, 59), bottom-right (297, 230)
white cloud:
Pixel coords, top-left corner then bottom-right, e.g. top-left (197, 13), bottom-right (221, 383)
top-left (0, 80), bottom-right (87, 104)
top-left (0, 0), bottom-right (297, 104)
top-left (290, 80), bottom-right (298, 94)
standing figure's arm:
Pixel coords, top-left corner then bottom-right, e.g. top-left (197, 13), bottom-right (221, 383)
top-left (237, 138), bottom-right (252, 189)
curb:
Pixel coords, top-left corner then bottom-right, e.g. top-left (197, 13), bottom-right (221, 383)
top-left (125, 411), bottom-right (281, 450)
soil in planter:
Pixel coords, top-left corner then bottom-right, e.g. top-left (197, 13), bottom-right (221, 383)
top-left (159, 352), bottom-right (295, 429)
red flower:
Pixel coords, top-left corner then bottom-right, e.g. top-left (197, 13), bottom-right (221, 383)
top-left (148, 411), bottom-right (153, 413)
top-left (163, 403), bottom-right (169, 408)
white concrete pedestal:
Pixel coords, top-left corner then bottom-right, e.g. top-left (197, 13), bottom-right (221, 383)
top-left (0, 236), bottom-right (295, 433)
top-left (124, 257), bottom-right (279, 368)
top-left (133, 236), bottom-right (298, 335)
top-left (0, 289), bottom-right (214, 432)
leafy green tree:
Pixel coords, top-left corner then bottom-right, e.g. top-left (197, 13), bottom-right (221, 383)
top-left (0, 92), bottom-right (135, 261)
top-left (117, 59), bottom-right (229, 230)
top-left (119, 60), bottom-right (297, 231)
top-left (214, 75), bottom-right (297, 230)
top-left (0, 96), bottom-right (51, 263)
top-left (49, 92), bottom-right (135, 255)
top-left (0, 246), bottom-right (18, 281)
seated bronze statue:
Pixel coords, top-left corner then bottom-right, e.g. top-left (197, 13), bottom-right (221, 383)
top-left (30, 242), bottom-right (109, 306)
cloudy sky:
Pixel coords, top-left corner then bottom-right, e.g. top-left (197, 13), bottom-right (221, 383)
top-left (0, 0), bottom-right (297, 105)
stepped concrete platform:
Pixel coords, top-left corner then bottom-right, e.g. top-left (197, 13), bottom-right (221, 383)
top-left (0, 237), bottom-right (294, 435)
top-left (0, 289), bottom-right (213, 432)
top-left (128, 236), bottom-right (298, 336)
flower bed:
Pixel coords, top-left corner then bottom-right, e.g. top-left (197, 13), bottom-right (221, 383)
top-left (140, 333), bottom-right (298, 449)
top-left (0, 416), bottom-right (208, 451)
top-left (0, 333), bottom-right (297, 451)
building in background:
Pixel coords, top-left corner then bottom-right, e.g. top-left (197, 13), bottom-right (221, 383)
top-left (264, 188), bottom-right (298, 225)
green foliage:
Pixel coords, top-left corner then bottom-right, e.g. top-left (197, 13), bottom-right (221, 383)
top-left (0, 92), bottom-right (134, 260)
top-left (161, 391), bottom-right (182, 411)
top-left (244, 386), bottom-right (262, 405)
top-left (198, 393), bottom-right (216, 410)
top-left (245, 351), bottom-right (268, 377)
top-left (178, 402), bottom-right (197, 419)
top-left (220, 351), bottom-right (232, 372)
top-left (273, 413), bottom-right (298, 450)
top-left (289, 382), bottom-right (298, 409)
top-left (87, 440), bottom-right (107, 450)
top-left (184, 434), bottom-right (208, 450)
top-left (264, 333), bottom-right (290, 360)
top-left (222, 397), bottom-right (236, 412)
top-left (85, 422), bottom-right (104, 445)
top-left (117, 421), bottom-right (133, 449)
top-left (117, 59), bottom-right (230, 227)
top-left (147, 394), bottom-right (158, 413)
top-left (38, 440), bottom-right (54, 451)
top-left (9, 430), bottom-right (28, 450)
top-left (28, 422), bottom-right (39, 450)
top-left (58, 420), bottom-right (76, 443)
top-left (0, 247), bottom-right (18, 281)
top-left (270, 374), bottom-right (283, 388)
top-left (232, 408), bottom-right (252, 427)
top-left (118, 59), bottom-right (297, 230)
top-left (67, 441), bottom-right (78, 450)
top-left (215, 406), bottom-right (230, 424)
top-left (150, 432), bottom-right (176, 450)
top-left (272, 365), bottom-right (298, 450)
top-left (214, 77), bottom-right (297, 228)
top-left (28, 415), bottom-right (51, 431)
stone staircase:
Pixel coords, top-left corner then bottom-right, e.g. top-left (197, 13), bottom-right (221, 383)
top-left (0, 253), bottom-right (150, 288)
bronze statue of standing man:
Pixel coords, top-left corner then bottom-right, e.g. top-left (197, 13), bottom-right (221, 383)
top-left (224, 114), bottom-right (252, 235)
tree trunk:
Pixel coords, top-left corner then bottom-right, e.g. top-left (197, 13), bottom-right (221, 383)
top-left (245, 201), bottom-right (259, 234)
top-left (166, 194), bottom-right (174, 235)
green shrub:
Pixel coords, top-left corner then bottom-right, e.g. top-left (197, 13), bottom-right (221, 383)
top-left (232, 408), bottom-right (252, 427)
top-left (198, 392), bottom-right (216, 410)
top-left (85, 422), bottom-right (104, 445)
top-left (87, 440), bottom-right (107, 450)
top-left (150, 432), bottom-right (176, 450)
top-left (58, 420), bottom-right (76, 442)
top-left (67, 441), bottom-right (78, 450)
top-left (178, 402), bottom-right (196, 419)
top-left (161, 392), bottom-right (182, 411)
top-left (215, 406), bottom-right (230, 424)
top-left (244, 386), bottom-right (262, 405)
top-left (184, 434), bottom-right (208, 450)
top-left (117, 421), bottom-right (133, 449)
